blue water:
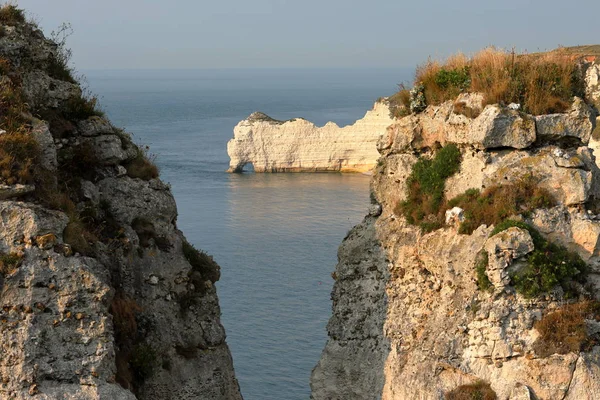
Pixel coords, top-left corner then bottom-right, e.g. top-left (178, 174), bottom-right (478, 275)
top-left (84, 68), bottom-right (411, 400)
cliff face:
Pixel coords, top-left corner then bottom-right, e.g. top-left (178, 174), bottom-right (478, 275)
top-left (226, 101), bottom-right (394, 172)
top-left (0, 10), bottom-right (241, 400)
top-left (312, 61), bottom-right (600, 399)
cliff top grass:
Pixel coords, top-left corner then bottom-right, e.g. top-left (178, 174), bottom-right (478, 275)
top-left (391, 46), bottom-right (589, 117)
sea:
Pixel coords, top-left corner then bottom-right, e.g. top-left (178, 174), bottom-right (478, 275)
top-left (85, 67), bottom-right (411, 400)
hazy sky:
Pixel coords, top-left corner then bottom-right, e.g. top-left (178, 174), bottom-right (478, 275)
top-left (16, 0), bottom-right (600, 70)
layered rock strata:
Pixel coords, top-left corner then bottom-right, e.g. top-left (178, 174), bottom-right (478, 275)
top-left (226, 102), bottom-right (395, 173)
top-left (312, 62), bottom-right (600, 399)
top-left (0, 13), bottom-right (241, 400)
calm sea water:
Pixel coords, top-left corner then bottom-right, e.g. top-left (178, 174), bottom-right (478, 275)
top-left (85, 68), bottom-right (410, 400)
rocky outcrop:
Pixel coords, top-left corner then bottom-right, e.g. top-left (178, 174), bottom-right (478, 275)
top-left (226, 102), bottom-right (395, 172)
top-left (312, 60), bottom-right (600, 399)
top-left (0, 10), bottom-right (240, 400)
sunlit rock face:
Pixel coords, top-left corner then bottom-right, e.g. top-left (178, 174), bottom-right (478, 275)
top-left (0, 10), bottom-right (241, 400)
top-left (311, 59), bottom-right (600, 400)
top-left (227, 101), bottom-right (395, 173)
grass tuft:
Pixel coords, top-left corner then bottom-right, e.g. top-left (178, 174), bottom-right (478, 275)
top-left (182, 239), bottom-right (220, 284)
top-left (125, 147), bottom-right (159, 181)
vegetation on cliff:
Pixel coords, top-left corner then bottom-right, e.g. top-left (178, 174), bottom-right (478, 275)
top-left (389, 47), bottom-right (587, 118)
top-left (488, 220), bottom-right (587, 297)
top-left (395, 144), bottom-right (461, 232)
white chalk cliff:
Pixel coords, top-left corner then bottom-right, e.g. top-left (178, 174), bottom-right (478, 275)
top-left (226, 101), bottom-right (395, 173)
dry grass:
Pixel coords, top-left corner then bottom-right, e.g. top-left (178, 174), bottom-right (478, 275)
top-left (126, 149), bottom-right (159, 181)
top-left (448, 177), bottom-right (555, 234)
top-left (0, 132), bottom-right (40, 185)
top-left (445, 380), bottom-right (497, 400)
top-left (387, 87), bottom-right (411, 119)
top-left (411, 47), bottom-right (582, 115)
top-left (0, 4), bottom-right (25, 25)
top-left (533, 301), bottom-right (600, 357)
top-left (63, 220), bottom-right (97, 256)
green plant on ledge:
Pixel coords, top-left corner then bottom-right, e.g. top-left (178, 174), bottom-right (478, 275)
top-left (395, 144), bottom-right (461, 232)
top-left (490, 220), bottom-right (587, 298)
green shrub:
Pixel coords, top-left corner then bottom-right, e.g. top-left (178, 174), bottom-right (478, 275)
top-left (490, 220), bottom-right (587, 298)
top-left (0, 4), bottom-right (25, 25)
top-left (130, 343), bottom-right (157, 382)
top-left (445, 380), bottom-right (497, 400)
top-left (0, 252), bottom-right (23, 276)
top-left (396, 144), bottom-right (461, 232)
top-left (448, 177), bottom-right (555, 234)
top-left (474, 251), bottom-right (492, 292)
top-left (182, 239), bottom-right (220, 283)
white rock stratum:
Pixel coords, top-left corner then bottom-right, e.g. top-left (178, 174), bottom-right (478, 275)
top-left (226, 101), bottom-right (395, 173)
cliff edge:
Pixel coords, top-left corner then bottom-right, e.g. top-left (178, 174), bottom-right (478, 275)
top-left (312, 49), bottom-right (600, 399)
top-left (0, 6), bottom-right (241, 399)
top-left (226, 101), bottom-right (394, 173)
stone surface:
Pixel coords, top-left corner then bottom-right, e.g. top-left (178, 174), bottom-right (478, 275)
top-left (471, 105), bottom-right (536, 149)
top-left (535, 97), bottom-right (596, 145)
top-left (77, 116), bottom-right (116, 137)
top-left (0, 16), bottom-right (241, 400)
top-left (310, 216), bottom-right (389, 400)
top-left (484, 227), bottom-right (534, 289)
top-left (227, 101), bottom-right (395, 172)
top-left (85, 135), bottom-right (137, 166)
top-left (0, 184), bottom-right (35, 200)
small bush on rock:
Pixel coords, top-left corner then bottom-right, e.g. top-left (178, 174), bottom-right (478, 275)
top-left (387, 87), bottom-right (411, 119)
top-left (474, 251), bottom-right (492, 292)
top-left (0, 252), bottom-right (23, 276)
top-left (445, 380), bottom-right (497, 400)
top-left (130, 343), bottom-right (157, 382)
top-left (126, 147), bottom-right (159, 181)
top-left (490, 220), bottom-right (587, 298)
top-left (396, 144), bottom-right (461, 232)
top-left (533, 301), bottom-right (600, 357)
top-left (182, 239), bottom-right (220, 283)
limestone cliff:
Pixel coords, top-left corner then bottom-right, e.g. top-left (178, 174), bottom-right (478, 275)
top-left (312, 57), bottom-right (600, 399)
top-left (0, 7), bottom-right (241, 399)
top-left (226, 101), bottom-right (394, 173)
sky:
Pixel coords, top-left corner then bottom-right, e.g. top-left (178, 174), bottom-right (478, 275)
top-left (16, 0), bottom-right (600, 70)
